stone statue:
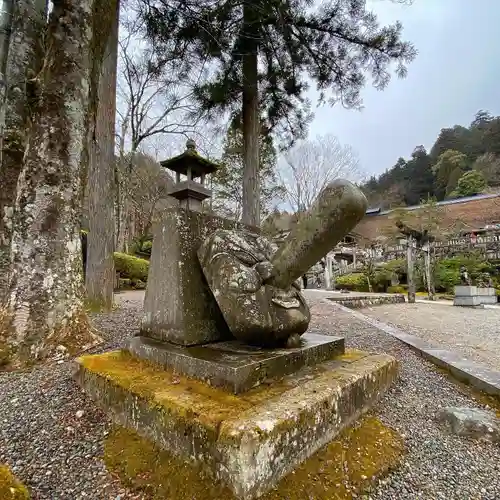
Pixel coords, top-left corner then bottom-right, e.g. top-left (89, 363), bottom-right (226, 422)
top-left (460, 266), bottom-right (471, 285)
top-left (198, 229), bottom-right (309, 347)
top-left (198, 179), bottom-right (368, 347)
top-left (476, 272), bottom-right (493, 288)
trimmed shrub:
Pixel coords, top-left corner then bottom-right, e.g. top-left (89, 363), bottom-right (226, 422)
top-left (114, 252), bottom-right (149, 282)
top-left (382, 259), bottom-right (406, 275)
top-left (335, 273), bottom-right (369, 292)
top-left (387, 285), bottom-right (406, 294)
top-left (434, 254), bottom-right (493, 292)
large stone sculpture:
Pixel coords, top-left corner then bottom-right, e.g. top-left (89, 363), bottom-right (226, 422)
top-left (198, 229), bottom-right (310, 347)
top-left (199, 179), bottom-right (368, 347)
top-left (75, 144), bottom-right (399, 500)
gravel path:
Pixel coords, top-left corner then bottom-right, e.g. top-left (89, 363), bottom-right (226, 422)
top-left (1, 290), bottom-right (500, 499)
top-left (308, 295), bottom-right (500, 500)
top-left (358, 302), bottom-right (500, 372)
top-left (0, 296), bottom-right (145, 500)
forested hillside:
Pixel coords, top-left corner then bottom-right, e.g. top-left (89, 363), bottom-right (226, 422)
top-left (364, 110), bottom-right (500, 209)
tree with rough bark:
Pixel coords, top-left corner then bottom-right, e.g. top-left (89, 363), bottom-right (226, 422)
top-left (279, 133), bottom-right (362, 212)
top-left (0, 0), bottom-right (46, 302)
top-left (0, 0), bottom-right (100, 366)
top-left (85, 0), bottom-right (121, 311)
top-left (211, 127), bottom-right (284, 221)
top-left (142, 0), bottom-right (416, 226)
top-left (115, 6), bottom-right (203, 251)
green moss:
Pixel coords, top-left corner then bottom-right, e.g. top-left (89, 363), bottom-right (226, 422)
top-left (79, 348), bottom-right (375, 428)
top-left (84, 298), bottom-right (109, 313)
top-left (0, 342), bottom-right (12, 368)
top-left (79, 351), bottom-right (253, 431)
top-left (337, 350), bottom-right (369, 362)
top-left (104, 416), bottom-right (404, 500)
top-left (0, 465), bottom-right (29, 499)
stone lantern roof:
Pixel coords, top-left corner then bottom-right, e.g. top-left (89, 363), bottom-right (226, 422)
top-left (161, 139), bottom-right (218, 211)
top-left (160, 139), bottom-right (218, 178)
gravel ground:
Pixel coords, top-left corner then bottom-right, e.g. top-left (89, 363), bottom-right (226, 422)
top-left (1, 290), bottom-right (500, 499)
top-left (357, 302), bottom-right (500, 372)
top-left (0, 295), bottom-right (145, 500)
top-left (308, 295), bottom-right (500, 500)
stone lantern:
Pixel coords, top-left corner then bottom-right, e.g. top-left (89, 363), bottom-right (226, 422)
top-left (160, 139), bottom-right (218, 212)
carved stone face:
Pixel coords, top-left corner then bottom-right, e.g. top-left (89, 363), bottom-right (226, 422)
top-left (198, 229), bottom-right (310, 347)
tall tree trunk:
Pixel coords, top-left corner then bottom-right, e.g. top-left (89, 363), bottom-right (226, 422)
top-left (1, 0), bottom-right (99, 366)
top-left (0, 0), bottom-right (14, 148)
top-left (116, 152), bottom-right (136, 253)
top-left (407, 235), bottom-right (416, 303)
top-left (85, 0), bottom-right (120, 311)
top-left (115, 103), bottom-right (129, 250)
top-left (0, 0), bottom-right (46, 303)
top-left (241, 3), bottom-right (260, 227)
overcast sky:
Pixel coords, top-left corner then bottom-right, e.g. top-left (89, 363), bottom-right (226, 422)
top-left (307, 0), bottom-right (500, 179)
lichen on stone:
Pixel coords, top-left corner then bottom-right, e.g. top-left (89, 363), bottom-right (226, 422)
top-left (104, 416), bottom-right (404, 500)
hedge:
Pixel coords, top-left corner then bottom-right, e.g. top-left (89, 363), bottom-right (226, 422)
top-left (433, 255), bottom-right (493, 293)
top-left (335, 273), bottom-right (369, 292)
top-left (114, 252), bottom-right (150, 282)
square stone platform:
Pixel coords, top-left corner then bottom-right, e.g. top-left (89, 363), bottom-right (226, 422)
top-left (126, 333), bottom-right (344, 394)
top-left (74, 349), bottom-right (398, 499)
top-left (454, 296), bottom-right (482, 307)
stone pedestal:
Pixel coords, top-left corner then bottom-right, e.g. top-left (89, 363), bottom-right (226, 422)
top-left (453, 296), bottom-right (482, 307)
top-left (477, 287), bottom-right (498, 305)
top-left (454, 285), bottom-right (481, 307)
top-left (74, 348), bottom-right (398, 500)
top-left (127, 333), bottom-right (344, 394)
top-left (141, 208), bottom-right (255, 346)
top-left (454, 285), bottom-right (477, 296)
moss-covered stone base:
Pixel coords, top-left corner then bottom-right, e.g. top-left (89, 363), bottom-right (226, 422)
top-left (105, 416), bottom-right (404, 500)
top-left (0, 465), bottom-right (29, 499)
top-left (75, 349), bottom-right (398, 499)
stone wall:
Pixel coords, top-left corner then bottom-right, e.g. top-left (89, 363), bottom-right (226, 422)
top-left (327, 294), bottom-right (406, 309)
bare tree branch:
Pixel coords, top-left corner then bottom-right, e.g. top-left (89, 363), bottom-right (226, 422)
top-left (278, 133), bottom-right (363, 212)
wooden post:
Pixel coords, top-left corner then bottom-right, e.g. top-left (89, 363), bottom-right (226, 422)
top-left (407, 235), bottom-right (416, 303)
top-left (324, 255), bottom-right (331, 289)
top-left (422, 242), bottom-right (434, 301)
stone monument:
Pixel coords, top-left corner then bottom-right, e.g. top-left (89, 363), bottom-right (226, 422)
top-left (454, 268), bottom-right (496, 306)
top-left (454, 266), bottom-right (478, 306)
top-left (74, 141), bottom-right (399, 499)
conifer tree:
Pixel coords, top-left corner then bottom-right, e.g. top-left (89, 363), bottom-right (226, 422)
top-left (143, 0), bottom-right (416, 224)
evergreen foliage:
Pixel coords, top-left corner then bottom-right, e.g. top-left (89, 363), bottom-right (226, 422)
top-left (142, 0), bottom-right (416, 144)
top-left (211, 127), bottom-right (284, 220)
top-left (365, 110), bottom-right (500, 207)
